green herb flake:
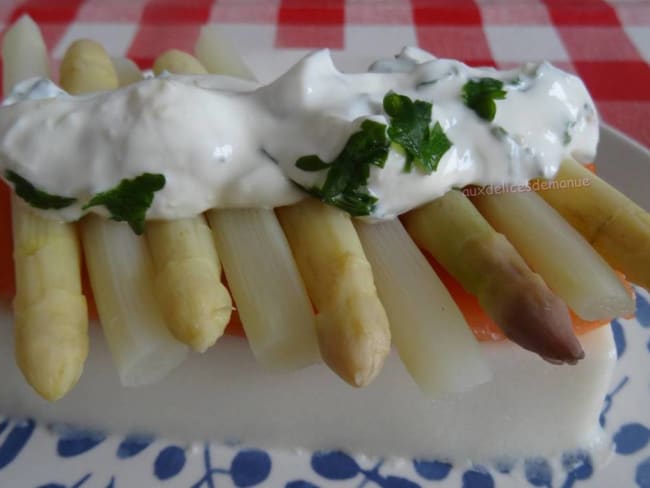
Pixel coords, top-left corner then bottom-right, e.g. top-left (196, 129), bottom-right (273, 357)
top-left (383, 92), bottom-right (452, 174)
top-left (294, 119), bottom-right (389, 216)
top-left (462, 77), bottom-right (507, 121)
top-left (490, 126), bottom-right (509, 140)
top-left (563, 119), bottom-right (577, 146)
top-left (83, 173), bottom-right (165, 235)
top-left (295, 155), bottom-right (330, 172)
top-left (415, 78), bottom-right (439, 90)
top-left (5, 170), bottom-right (77, 210)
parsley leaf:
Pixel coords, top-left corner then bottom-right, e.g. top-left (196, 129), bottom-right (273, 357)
top-left (294, 119), bottom-right (389, 216)
top-left (299, 184), bottom-right (378, 217)
top-left (383, 92), bottom-right (452, 173)
top-left (5, 170), bottom-right (77, 210)
top-left (83, 173), bottom-right (165, 235)
top-left (420, 122), bottom-right (453, 172)
top-left (295, 93), bottom-right (455, 215)
top-left (296, 156), bottom-right (330, 172)
top-left (462, 77), bottom-right (507, 121)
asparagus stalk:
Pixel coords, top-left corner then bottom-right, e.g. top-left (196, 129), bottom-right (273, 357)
top-left (59, 40), bottom-right (121, 95)
top-left (472, 189), bottom-right (634, 321)
top-left (208, 208), bottom-right (321, 370)
top-left (194, 25), bottom-right (256, 81)
top-left (144, 50), bottom-right (232, 353)
top-left (110, 57), bottom-right (143, 86)
top-left (146, 217), bottom-right (232, 352)
top-left (277, 199), bottom-right (391, 386)
top-left (4, 15), bottom-right (89, 401)
top-left (403, 190), bottom-right (584, 364)
top-left (355, 219), bottom-right (491, 396)
top-left (536, 158), bottom-right (650, 290)
top-left (82, 216), bottom-right (187, 386)
top-left (194, 33), bottom-right (321, 370)
top-left (66, 39), bottom-right (187, 386)
top-left (153, 49), bottom-right (208, 76)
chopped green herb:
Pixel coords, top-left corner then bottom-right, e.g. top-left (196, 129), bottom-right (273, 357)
top-left (5, 170), bottom-right (77, 210)
top-left (294, 92), bottom-right (455, 216)
top-left (563, 119), bottom-right (577, 146)
top-left (299, 184), bottom-right (378, 217)
top-left (415, 79), bottom-right (439, 90)
top-left (295, 119), bottom-right (389, 216)
top-left (83, 173), bottom-right (165, 235)
top-left (383, 92), bottom-right (452, 173)
top-left (462, 77), bottom-right (507, 121)
top-left (296, 156), bottom-right (330, 172)
top-left (490, 126), bottom-right (508, 140)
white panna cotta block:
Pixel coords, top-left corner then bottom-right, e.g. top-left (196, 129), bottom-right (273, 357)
top-left (0, 309), bottom-right (616, 461)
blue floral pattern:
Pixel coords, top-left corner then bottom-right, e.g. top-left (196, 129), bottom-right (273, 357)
top-left (413, 459), bottom-right (453, 481)
top-left (306, 451), bottom-right (419, 487)
top-left (1, 287), bottom-right (649, 487)
top-left (115, 434), bottom-right (153, 459)
top-left (523, 457), bottom-right (552, 487)
top-left (53, 425), bottom-right (106, 458)
top-left (154, 445), bottom-right (186, 480)
top-left (0, 419), bottom-right (34, 470)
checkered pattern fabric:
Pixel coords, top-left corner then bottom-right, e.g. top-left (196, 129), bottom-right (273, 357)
top-left (1, 0), bottom-right (648, 148)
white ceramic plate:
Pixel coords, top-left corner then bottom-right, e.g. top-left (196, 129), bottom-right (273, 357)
top-left (0, 124), bottom-right (648, 488)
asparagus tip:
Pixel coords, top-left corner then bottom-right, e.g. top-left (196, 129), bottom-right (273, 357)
top-left (489, 275), bottom-right (585, 365)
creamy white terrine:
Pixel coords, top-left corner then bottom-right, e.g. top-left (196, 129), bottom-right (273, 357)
top-left (0, 308), bottom-right (616, 461)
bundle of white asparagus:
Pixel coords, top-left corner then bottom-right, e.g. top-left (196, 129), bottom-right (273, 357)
top-left (2, 15), bottom-right (648, 403)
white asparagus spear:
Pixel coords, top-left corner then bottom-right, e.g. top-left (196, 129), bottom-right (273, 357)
top-left (472, 189), bottom-right (634, 321)
top-left (110, 57), bottom-right (143, 86)
top-left (404, 190), bottom-right (584, 364)
top-left (536, 158), bottom-right (650, 290)
top-left (277, 200), bottom-right (391, 387)
top-left (2, 16), bottom-right (50, 92)
top-left (195, 26), bottom-right (390, 383)
top-left (64, 39), bottom-right (187, 386)
top-left (153, 49), bottom-right (207, 76)
top-left (194, 30), bottom-right (320, 370)
top-left (146, 216), bottom-right (232, 353)
top-left (208, 208), bottom-right (320, 370)
top-left (355, 219), bottom-right (491, 396)
top-left (194, 25), bottom-right (256, 80)
top-left (4, 15), bottom-right (89, 401)
top-left (82, 216), bottom-right (188, 386)
top-left (144, 50), bottom-right (232, 353)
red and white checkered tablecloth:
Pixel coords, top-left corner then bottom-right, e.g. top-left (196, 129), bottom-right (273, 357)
top-left (0, 0), bottom-right (648, 149)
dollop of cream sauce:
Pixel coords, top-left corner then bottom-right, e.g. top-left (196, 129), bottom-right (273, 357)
top-left (0, 47), bottom-right (598, 222)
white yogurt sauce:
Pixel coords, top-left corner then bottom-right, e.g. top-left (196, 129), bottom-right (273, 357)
top-left (0, 47), bottom-right (598, 222)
